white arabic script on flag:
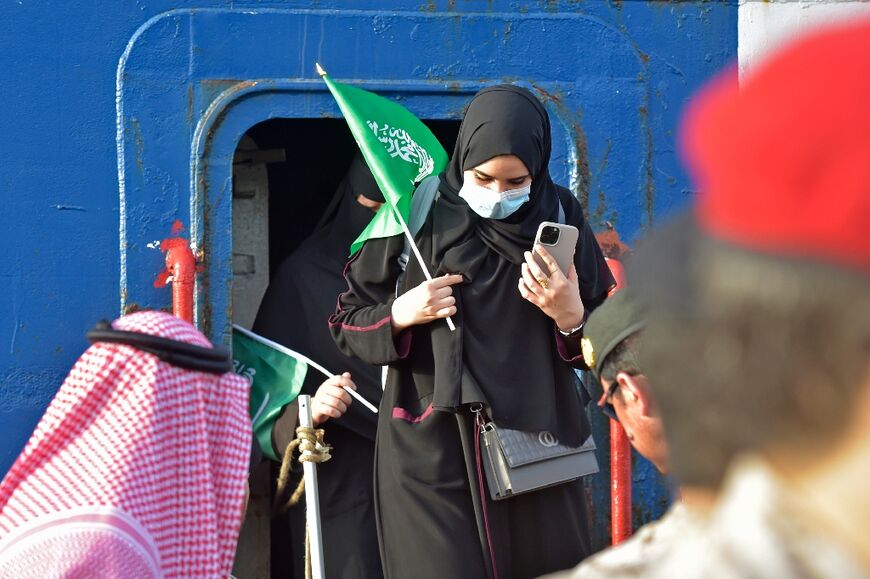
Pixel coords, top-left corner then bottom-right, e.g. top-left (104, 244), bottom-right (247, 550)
top-left (366, 120), bottom-right (435, 183)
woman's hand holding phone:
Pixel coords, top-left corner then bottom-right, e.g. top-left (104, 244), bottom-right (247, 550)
top-left (391, 274), bottom-right (463, 335)
top-left (518, 245), bottom-right (585, 332)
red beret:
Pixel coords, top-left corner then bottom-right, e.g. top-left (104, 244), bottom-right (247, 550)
top-left (680, 20), bottom-right (870, 272)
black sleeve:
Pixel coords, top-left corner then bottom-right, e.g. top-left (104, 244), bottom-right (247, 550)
top-left (555, 188), bottom-right (616, 368)
top-left (553, 327), bottom-right (588, 369)
top-left (328, 235), bottom-right (414, 366)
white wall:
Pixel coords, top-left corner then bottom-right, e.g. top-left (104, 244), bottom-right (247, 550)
top-left (739, 0), bottom-right (870, 77)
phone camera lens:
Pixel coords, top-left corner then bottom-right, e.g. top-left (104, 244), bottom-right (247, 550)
top-left (540, 226), bottom-right (560, 245)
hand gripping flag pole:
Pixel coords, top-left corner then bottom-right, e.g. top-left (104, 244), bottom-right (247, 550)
top-left (317, 63), bottom-right (456, 332)
top-left (381, 193), bottom-right (458, 333)
top-left (389, 200), bottom-right (458, 332)
top-left (232, 324), bottom-right (378, 417)
top-left (233, 325), bottom-right (379, 578)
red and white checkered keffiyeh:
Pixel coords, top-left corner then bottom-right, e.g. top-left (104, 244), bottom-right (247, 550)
top-left (0, 311), bottom-right (252, 578)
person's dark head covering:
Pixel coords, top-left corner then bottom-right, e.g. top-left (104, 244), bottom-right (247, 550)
top-left (344, 152), bottom-right (385, 204)
top-left (580, 288), bottom-right (645, 419)
top-left (311, 152), bottom-right (383, 246)
top-left (582, 288), bottom-right (646, 383)
top-left (400, 84), bottom-right (614, 446)
top-left (441, 85), bottom-right (560, 237)
top-left (444, 85), bottom-right (554, 203)
top-left (254, 152), bottom-right (384, 441)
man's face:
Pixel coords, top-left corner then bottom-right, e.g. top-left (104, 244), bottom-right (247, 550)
top-left (602, 373), bottom-right (670, 474)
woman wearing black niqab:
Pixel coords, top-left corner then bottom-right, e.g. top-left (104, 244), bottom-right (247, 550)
top-left (330, 85), bottom-right (615, 578)
top-left (254, 153), bottom-right (385, 579)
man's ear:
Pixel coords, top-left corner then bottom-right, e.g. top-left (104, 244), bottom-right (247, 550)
top-left (615, 372), bottom-right (653, 417)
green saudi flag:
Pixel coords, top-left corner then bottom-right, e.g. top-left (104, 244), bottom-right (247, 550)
top-left (319, 65), bottom-right (449, 256)
top-left (232, 324), bottom-right (332, 461)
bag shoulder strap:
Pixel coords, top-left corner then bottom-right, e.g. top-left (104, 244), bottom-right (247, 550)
top-left (399, 175), bottom-right (441, 271)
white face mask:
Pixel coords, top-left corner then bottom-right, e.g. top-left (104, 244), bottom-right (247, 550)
top-left (458, 181), bottom-right (531, 219)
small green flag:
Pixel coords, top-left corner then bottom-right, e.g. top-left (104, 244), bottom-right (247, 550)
top-left (232, 325), bottom-right (313, 461)
top-left (319, 66), bottom-right (449, 255)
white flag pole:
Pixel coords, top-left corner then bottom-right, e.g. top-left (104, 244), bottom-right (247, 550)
top-left (232, 325), bottom-right (378, 414)
top-left (316, 63), bottom-right (455, 333)
top-left (391, 205), bottom-right (457, 332)
top-left (298, 395), bottom-right (326, 579)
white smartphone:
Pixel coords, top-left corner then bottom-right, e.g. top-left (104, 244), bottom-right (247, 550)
top-left (533, 222), bottom-right (579, 277)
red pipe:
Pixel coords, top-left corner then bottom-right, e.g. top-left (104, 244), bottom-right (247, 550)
top-left (160, 238), bottom-right (196, 324)
top-left (605, 258), bottom-right (632, 545)
top-left (610, 418), bottom-right (632, 544)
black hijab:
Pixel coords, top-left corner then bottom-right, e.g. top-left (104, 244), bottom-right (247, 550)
top-left (307, 152), bottom-right (385, 265)
top-left (442, 84), bottom-right (561, 254)
top-left (254, 153), bottom-right (384, 441)
top-left (404, 85), bottom-right (614, 446)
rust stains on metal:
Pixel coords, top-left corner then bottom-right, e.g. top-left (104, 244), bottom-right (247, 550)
top-left (201, 78), bottom-right (243, 87)
top-left (591, 138), bottom-right (613, 228)
top-left (595, 189), bottom-right (609, 229)
top-left (533, 85), bottom-right (592, 211)
top-left (198, 81), bottom-right (258, 195)
top-left (193, 80), bottom-right (256, 338)
top-left (198, 172), bottom-right (212, 339)
top-left (632, 478), bottom-right (672, 528)
top-left (604, 7), bottom-right (655, 230)
top-left (595, 223), bottom-right (631, 261)
top-left (200, 78), bottom-right (250, 106)
top-left (194, 81), bottom-right (263, 339)
top-left (573, 124), bottom-right (592, 210)
top-left (638, 103), bottom-right (655, 227)
top-left (199, 247), bottom-right (212, 339)
top-left (583, 479), bottom-right (609, 549)
top-left (187, 84), bottom-right (195, 125)
top-left (638, 50), bottom-right (650, 66)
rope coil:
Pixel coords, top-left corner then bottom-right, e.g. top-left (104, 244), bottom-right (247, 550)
top-left (273, 425), bottom-right (332, 579)
top-left (275, 426), bottom-right (332, 511)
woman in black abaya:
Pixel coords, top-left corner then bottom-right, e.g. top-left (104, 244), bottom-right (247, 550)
top-left (254, 153), bottom-right (385, 579)
top-left (330, 86), bottom-right (614, 578)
